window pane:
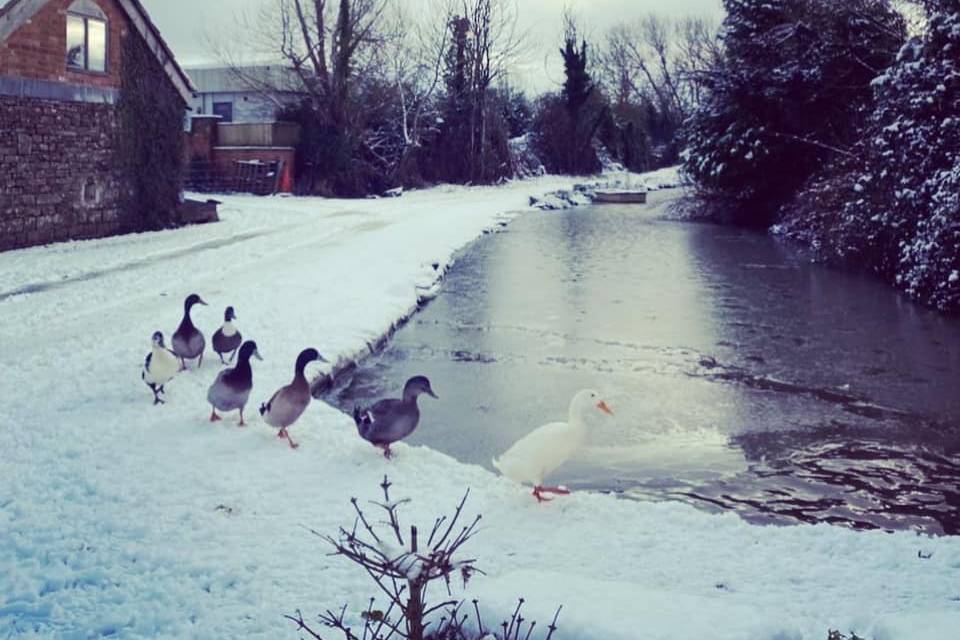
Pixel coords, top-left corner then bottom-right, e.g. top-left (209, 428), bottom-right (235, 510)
top-left (66, 15), bottom-right (85, 69)
top-left (212, 102), bottom-right (234, 123)
top-left (87, 19), bottom-right (106, 72)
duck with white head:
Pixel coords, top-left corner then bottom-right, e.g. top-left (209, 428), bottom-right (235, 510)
top-left (493, 389), bottom-right (614, 502)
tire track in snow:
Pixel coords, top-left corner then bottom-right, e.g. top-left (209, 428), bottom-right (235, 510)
top-left (0, 228), bottom-right (280, 303)
top-left (0, 212), bottom-right (388, 354)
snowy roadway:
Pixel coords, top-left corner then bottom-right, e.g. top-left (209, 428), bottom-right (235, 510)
top-left (1, 173), bottom-right (958, 639)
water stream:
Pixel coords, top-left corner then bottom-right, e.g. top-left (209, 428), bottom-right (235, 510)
top-left (326, 190), bottom-right (960, 535)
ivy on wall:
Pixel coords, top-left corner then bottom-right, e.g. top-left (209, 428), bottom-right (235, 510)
top-left (116, 31), bottom-right (184, 230)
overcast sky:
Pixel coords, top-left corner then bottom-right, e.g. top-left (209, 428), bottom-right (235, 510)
top-left (142, 0), bottom-right (723, 92)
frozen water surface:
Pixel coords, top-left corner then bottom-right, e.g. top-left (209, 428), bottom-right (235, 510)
top-left (329, 191), bottom-right (960, 535)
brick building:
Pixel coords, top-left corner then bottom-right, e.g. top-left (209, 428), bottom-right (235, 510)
top-left (0, 0), bottom-right (194, 251)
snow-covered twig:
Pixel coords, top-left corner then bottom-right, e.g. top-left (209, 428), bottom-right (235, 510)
top-left (292, 477), bottom-right (560, 640)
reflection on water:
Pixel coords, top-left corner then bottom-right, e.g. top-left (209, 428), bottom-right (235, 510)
top-left (327, 191), bottom-right (960, 535)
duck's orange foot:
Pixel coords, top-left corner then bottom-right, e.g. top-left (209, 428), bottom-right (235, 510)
top-left (532, 486), bottom-right (552, 502)
top-left (210, 410), bottom-right (222, 422)
top-left (280, 429), bottom-right (299, 449)
top-left (533, 485), bottom-right (570, 502)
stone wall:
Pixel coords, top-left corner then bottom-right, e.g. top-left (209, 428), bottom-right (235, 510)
top-left (0, 94), bottom-right (126, 251)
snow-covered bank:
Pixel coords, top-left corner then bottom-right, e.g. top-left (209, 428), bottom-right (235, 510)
top-left (1, 175), bottom-right (959, 640)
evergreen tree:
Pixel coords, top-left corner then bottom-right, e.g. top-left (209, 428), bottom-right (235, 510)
top-left (533, 23), bottom-right (604, 175)
top-left (682, 0), bottom-right (905, 224)
top-left (432, 16), bottom-right (473, 183)
top-left (782, 7), bottom-right (960, 310)
top-left (561, 37), bottom-right (593, 116)
top-left (427, 15), bottom-right (512, 185)
top-left (501, 89), bottom-right (533, 138)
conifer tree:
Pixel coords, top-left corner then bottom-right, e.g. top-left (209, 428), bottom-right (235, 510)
top-left (783, 5), bottom-right (960, 310)
top-left (682, 0), bottom-right (904, 224)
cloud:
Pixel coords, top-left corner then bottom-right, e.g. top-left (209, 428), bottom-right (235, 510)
top-left (144, 0), bottom-right (722, 91)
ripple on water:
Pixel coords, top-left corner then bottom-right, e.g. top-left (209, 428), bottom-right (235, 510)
top-left (328, 198), bottom-right (960, 535)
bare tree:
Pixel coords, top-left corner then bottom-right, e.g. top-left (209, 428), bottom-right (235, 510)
top-left (275, 0), bottom-right (389, 126)
top-left (215, 0), bottom-right (390, 129)
top-left (598, 14), bottom-right (720, 123)
top-left (673, 16), bottom-right (723, 108)
top-left (460, 0), bottom-right (527, 180)
top-left (363, 0), bottom-right (453, 178)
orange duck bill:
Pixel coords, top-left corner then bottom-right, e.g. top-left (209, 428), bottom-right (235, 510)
top-left (597, 400), bottom-right (614, 416)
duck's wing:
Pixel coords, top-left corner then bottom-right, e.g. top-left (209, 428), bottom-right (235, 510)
top-left (143, 349), bottom-right (179, 385)
top-left (141, 352), bottom-right (152, 382)
top-left (174, 322), bottom-right (205, 358)
top-left (172, 318), bottom-right (191, 345)
top-left (493, 421), bottom-right (577, 485)
top-left (209, 368), bottom-right (228, 388)
top-left (212, 328), bottom-right (241, 353)
top-left (171, 330), bottom-right (188, 355)
top-left (259, 386), bottom-right (286, 425)
top-left (188, 331), bottom-right (205, 356)
top-left (261, 387), bottom-right (282, 414)
top-left (367, 398), bottom-right (400, 421)
top-left (207, 369), bottom-right (233, 408)
top-left (354, 398), bottom-right (395, 425)
top-left (358, 399), bottom-right (416, 443)
top-left (264, 384), bottom-right (311, 428)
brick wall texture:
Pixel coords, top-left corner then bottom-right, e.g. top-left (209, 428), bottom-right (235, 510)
top-left (0, 0), bottom-right (128, 88)
top-left (0, 94), bottom-right (127, 250)
top-left (0, 0), bottom-right (186, 251)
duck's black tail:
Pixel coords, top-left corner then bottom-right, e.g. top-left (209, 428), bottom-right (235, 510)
top-left (353, 405), bottom-right (372, 435)
top-left (259, 401), bottom-right (269, 416)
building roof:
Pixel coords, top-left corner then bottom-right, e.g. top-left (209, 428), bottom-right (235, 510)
top-left (0, 0), bottom-right (196, 104)
top-left (184, 64), bottom-right (305, 95)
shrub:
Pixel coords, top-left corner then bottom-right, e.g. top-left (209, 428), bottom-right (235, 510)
top-left (288, 477), bottom-right (561, 640)
top-left (681, 0), bottom-right (905, 225)
top-left (781, 10), bottom-right (960, 311)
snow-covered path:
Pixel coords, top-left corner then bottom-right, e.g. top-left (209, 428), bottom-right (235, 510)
top-left (2, 174), bottom-right (959, 640)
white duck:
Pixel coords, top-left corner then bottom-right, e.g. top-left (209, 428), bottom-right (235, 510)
top-left (142, 331), bottom-right (180, 405)
top-left (493, 389), bottom-right (614, 502)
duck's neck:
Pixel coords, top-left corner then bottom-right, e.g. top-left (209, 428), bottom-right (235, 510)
top-left (402, 390), bottom-right (420, 406)
top-left (235, 354), bottom-right (253, 374)
top-left (181, 304), bottom-right (195, 328)
top-left (221, 320), bottom-right (237, 336)
top-left (291, 363), bottom-right (309, 388)
top-left (567, 411), bottom-right (590, 434)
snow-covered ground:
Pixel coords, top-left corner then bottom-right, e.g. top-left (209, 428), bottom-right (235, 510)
top-left (1, 173), bottom-right (958, 640)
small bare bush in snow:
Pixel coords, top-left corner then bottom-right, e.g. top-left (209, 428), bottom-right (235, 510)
top-left (287, 476), bottom-right (561, 640)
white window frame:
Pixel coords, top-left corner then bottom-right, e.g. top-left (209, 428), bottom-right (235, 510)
top-left (66, 1), bottom-right (108, 74)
